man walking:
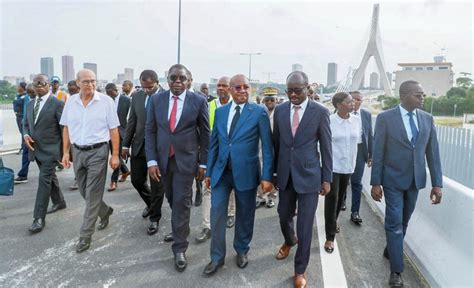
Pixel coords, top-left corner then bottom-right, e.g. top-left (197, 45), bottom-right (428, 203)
top-left (371, 80), bottom-right (442, 287)
top-left (60, 69), bottom-right (120, 253)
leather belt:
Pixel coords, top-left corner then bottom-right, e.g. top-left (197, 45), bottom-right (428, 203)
top-left (73, 142), bottom-right (107, 151)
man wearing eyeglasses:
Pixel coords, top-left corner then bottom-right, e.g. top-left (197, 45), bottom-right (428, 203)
top-left (203, 74), bottom-right (274, 276)
top-left (60, 69), bottom-right (120, 253)
top-left (23, 74), bottom-right (66, 234)
top-left (145, 64), bottom-right (210, 272)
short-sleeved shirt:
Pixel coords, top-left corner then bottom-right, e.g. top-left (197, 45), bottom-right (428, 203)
top-left (60, 91), bottom-right (120, 146)
top-left (330, 113), bottom-right (361, 174)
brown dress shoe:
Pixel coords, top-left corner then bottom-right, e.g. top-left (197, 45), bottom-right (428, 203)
top-left (294, 273), bottom-right (307, 288)
top-left (119, 171), bottom-right (130, 182)
top-left (276, 243), bottom-right (293, 260)
top-left (107, 182), bottom-right (117, 192)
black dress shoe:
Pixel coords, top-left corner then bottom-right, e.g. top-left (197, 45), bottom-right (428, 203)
top-left (76, 237), bottom-right (91, 253)
top-left (174, 252), bottom-right (187, 272)
top-left (236, 254), bottom-right (248, 269)
top-left (28, 218), bottom-right (45, 233)
top-left (350, 212), bottom-right (363, 224)
top-left (97, 207), bottom-right (113, 230)
top-left (46, 202), bottom-right (67, 214)
top-left (142, 207), bottom-right (150, 218)
top-left (226, 215), bottom-right (235, 228)
top-left (266, 198), bottom-right (275, 208)
top-left (147, 221), bottom-right (159, 235)
top-left (203, 260), bottom-right (224, 275)
top-left (195, 228), bottom-right (211, 243)
top-left (383, 247), bottom-right (390, 260)
top-left (335, 224), bottom-right (340, 233)
top-left (389, 272), bottom-right (403, 287)
top-left (164, 232), bottom-right (174, 242)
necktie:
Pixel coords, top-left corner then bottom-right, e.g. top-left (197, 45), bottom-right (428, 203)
top-left (145, 96), bottom-right (150, 111)
top-left (169, 95), bottom-right (179, 157)
top-left (408, 112), bottom-right (418, 146)
top-left (229, 105), bottom-right (241, 138)
top-left (292, 105), bottom-right (301, 137)
top-left (33, 97), bottom-right (42, 122)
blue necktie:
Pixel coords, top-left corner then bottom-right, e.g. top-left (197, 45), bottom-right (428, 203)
top-left (408, 112), bottom-right (418, 146)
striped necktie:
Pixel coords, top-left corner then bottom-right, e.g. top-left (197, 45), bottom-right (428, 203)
top-left (33, 97), bottom-right (42, 122)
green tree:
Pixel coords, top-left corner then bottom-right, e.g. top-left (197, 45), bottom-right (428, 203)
top-left (456, 72), bottom-right (472, 89)
top-left (446, 87), bottom-right (466, 98)
top-left (0, 80), bottom-right (17, 102)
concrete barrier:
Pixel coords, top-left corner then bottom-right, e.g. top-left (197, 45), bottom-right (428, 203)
top-left (362, 168), bottom-right (474, 287)
top-left (0, 109), bottom-right (21, 151)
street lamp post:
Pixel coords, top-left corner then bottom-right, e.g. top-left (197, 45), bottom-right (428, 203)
top-left (239, 52), bottom-right (262, 82)
top-left (177, 0), bottom-right (182, 64)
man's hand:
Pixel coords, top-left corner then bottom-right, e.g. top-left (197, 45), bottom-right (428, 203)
top-left (109, 155), bottom-right (120, 170)
top-left (260, 180), bottom-right (273, 193)
top-left (148, 165), bottom-right (161, 182)
top-left (367, 159), bottom-right (373, 168)
top-left (122, 148), bottom-right (130, 161)
top-left (197, 167), bottom-right (206, 182)
top-left (320, 182), bottom-right (330, 196)
top-left (205, 177), bottom-right (211, 189)
top-left (371, 185), bottom-right (383, 202)
top-left (24, 135), bottom-right (35, 151)
top-left (61, 153), bottom-right (71, 169)
top-left (430, 186), bottom-right (442, 205)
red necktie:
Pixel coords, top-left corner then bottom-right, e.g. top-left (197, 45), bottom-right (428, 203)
top-left (292, 105), bottom-right (301, 137)
top-left (169, 95), bottom-right (179, 157)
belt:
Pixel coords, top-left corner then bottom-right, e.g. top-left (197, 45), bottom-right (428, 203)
top-left (73, 142), bottom-right (107, 151)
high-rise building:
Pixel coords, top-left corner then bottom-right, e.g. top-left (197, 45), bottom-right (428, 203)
top-left (117, 73), bottom-right (125, 84)
top-left (62, 55), bottom-right (75, 83)
top-left (369, 72), bottom-right (379, 89)
top-left (327, 63), bottom-right (337, 87)
top-left (359, 75), bottom-right (365, 89)
top-left (83, 62), bottom-right (97, 76)
top-left (380, 72), bottom-right (392, 89)
top-left (40, 57), bottom-right (54, 78)
top-left (124, 68), bottom-right (134, 81)
top-left (292, 63), bottom-right (303, 72)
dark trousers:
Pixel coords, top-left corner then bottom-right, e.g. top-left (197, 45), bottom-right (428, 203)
top-left (210, 168), bottom-right (257, 262)
top-left (384, 183), bottom-right (419, 273)
top-left (130, 147), bottom-right (165, 222)
top-left (278, 177), bottom-right (318, 274)
top-left (17, 141), bottom-right (30, 177)
top-left (33, 158), bottom-right (63, 219)
top-left (325, 173), bottom-right (351, 241)
top-left (163, 156), bottom-right (194, 254)
top-left (350, 144), bottom-right (366, 212)
top-left (110, 141), bottom-right (129, 182)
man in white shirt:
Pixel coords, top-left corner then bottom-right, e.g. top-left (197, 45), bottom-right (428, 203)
top-left (60, 69), bottom-right (120, 253)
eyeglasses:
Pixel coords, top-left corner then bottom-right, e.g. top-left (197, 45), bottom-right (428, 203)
top-left (285, 88), bottom-right (305, 95)
top-left (233, 85), bottom-right (250, 91)
top-left (32, 81), bottom-right (48, 87)
top-left (168, 75), bottom-right (188, 82)
top-left (81, 79), bottom-right (96, 85)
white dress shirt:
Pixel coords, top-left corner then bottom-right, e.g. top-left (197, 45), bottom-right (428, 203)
top-left (34, 92), bottom-right (51, 124)
top-left (60, 92), bottom-right (120, 146)
top-left (330, 113), bottom-right (360, 174)
top-left (227, 101), bottom-right (246, 134)
top-left (352, 109), bottom-right (363, 144)
top-left (290, 97), bottom-right (309, 127)
top-left (399, 105), bottom-right (419, 142)
top-left (168, 90), bottom-right (187, 124)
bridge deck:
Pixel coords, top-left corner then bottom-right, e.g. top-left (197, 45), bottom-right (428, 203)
top-left (0, 153), bottom-right (427, 287)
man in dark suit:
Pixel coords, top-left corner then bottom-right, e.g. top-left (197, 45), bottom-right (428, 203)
top-left (371, 80), bottom-right (443, 287)
top-left (273, 71), bottom-right (332, 288)
top-left (23, 74), bottom-right (65, 233)
top-left (105, 83), bottom-right (131, 191)
top-left (122, 70), bottom-right (166, 235)
top-left (348, 91), bottom-right (373, 224)
top-left (145, 64), bottom-right (210, 272)
top-left (203, 74), bottom-right (274, 276)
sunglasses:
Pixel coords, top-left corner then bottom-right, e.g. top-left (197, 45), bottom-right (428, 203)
top-left (285, 88), bottom-right (306, 95)
top-left (32, 81), bottom-right (48, 87)
top-left (168, 75), bottom-right (188, 82)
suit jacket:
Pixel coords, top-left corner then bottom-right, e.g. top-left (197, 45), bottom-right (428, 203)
top-left (273, 100), bottom-right (332, 193)
top-left (145, 90), bottom-right (210, 176)
top-left (370, 106), bottom-right (443, 190)
top-left (206, 102), bottom-right (273, 191)
top-left (359, 108), bottom-right (373, 162)
top-left (116, 95), bottom-right (130, 140)
top-left (123, 90), bottom-right (147, 157)
top-left (24, 96), bottom-right (64, 162)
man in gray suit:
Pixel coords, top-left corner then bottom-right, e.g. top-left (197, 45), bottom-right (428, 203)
top-left (24, 74), bottom-right (65, 233)
top-left (371, 80), bottom-right (443, 287)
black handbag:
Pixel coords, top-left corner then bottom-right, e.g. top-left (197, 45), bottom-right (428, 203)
top-left (0, 157), bottom-right (14, 196)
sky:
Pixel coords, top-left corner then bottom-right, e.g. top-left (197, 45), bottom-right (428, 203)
top-left (0, 0), bottom-right (473, 85)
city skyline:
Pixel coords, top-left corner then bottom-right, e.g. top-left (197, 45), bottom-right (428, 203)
top-left (1, 1), bottom-right (472, 84)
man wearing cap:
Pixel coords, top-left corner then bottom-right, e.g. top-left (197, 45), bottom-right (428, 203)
top-left (51, 76), bottom-right (69, 102)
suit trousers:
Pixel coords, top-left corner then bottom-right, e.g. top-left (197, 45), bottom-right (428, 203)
top-left (278, 177), bottom-right (318, 274)
top-left (130, 147), bottom-right (165, 222)
top-left (384, 183), bottom-right (419, 273)
top-left (110, 141), bottom-right (129, 183)
top-left (210, 168), bottom-right (257, 262)
top-left (33, 158), bottom-right (63, 219)
top-left (325, 173), bottom-right (351, 241)
top-left (201, 183), bottom-right (236, 229)
top-left (163, 156), bottom-right (194, 254)
top-left (350, 144), bottom-right (366, 213)
top-left (72, 144), bottom-right (110, 238)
